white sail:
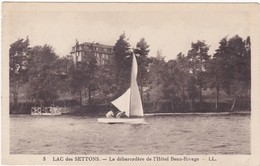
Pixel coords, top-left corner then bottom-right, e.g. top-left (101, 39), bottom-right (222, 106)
top-left (111, 54), bottom-right (144, 117)
top-left (130, 54), bottom-right (144, 116)
top-left (111, 88), bottom-right (130, 117)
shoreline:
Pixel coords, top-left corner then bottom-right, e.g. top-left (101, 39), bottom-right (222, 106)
top-left (9, 111), bottom-right (251, 117)
top-left (144, 111), bottom-right (251, 116)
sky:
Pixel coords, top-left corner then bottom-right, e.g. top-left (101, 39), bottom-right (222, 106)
top-left (4, 3), bottom-right (251, 61)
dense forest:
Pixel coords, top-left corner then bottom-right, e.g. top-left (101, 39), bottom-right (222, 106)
top-left (9, 33), bottom-right (251, 114)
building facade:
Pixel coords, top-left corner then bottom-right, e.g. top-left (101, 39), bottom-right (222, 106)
top-left (70, 41), bottom-right (114, 65)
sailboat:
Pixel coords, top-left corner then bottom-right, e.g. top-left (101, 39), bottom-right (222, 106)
top-left (97, 54), bottom-right (147, 124)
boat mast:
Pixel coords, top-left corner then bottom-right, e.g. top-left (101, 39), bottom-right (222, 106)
top-left (129, 53), bottom-right (135, 117)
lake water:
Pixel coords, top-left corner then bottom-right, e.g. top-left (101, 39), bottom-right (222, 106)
top-left (10, 113), bottom-right (250, 155)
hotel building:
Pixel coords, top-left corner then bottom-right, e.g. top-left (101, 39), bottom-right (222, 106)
top-left (70, 41), bottom-right (114, 65)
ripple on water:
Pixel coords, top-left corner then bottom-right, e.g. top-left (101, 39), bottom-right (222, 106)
top-left (10, 114), bottom-right (250, 154)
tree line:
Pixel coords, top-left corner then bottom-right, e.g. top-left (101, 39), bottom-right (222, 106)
top-left (9, 33), bottom-right (250, 114)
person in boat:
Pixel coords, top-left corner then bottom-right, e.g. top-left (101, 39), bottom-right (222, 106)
top-left (106, 110), bottom-right (115, 118)
top-left (106, 105), bottom-right (127, 118)
top-left (106, 105), bottom-right (117, 118)
top-left (115, 111), bottom-right (127, 118)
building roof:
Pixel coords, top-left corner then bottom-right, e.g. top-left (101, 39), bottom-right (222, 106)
top-left (81, 42), bottom-right (114, 49)
top-left (71, 42), bottom-right (114, 53)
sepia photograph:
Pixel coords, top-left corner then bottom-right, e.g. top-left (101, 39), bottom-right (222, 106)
top-left (2, 2), bottom-right (260, 165)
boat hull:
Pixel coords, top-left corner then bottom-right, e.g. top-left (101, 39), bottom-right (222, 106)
top-left (97, 118), bottom-right (147, 124)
